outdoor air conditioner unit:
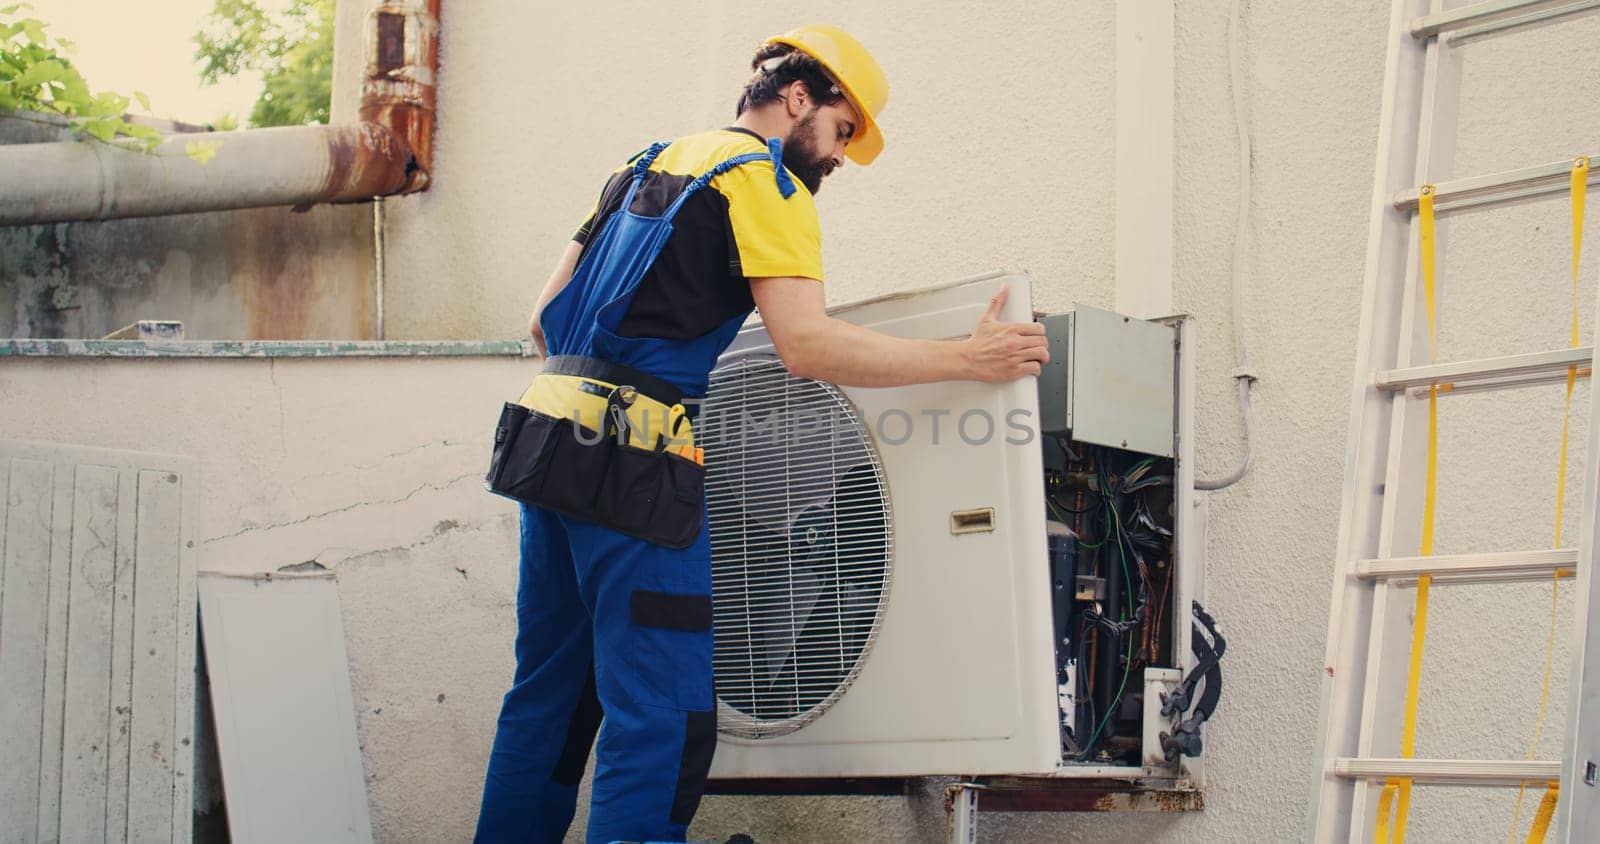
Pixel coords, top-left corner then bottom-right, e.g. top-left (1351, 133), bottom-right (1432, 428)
top-left (701, 271), bottom-right (1206, 788)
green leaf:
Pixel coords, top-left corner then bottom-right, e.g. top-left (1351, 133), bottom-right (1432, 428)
top-left (85, 90), bottom-right (128, 117)
top-left (14, 56), bottom-right (62, 88)
top-left (81, 117), bottom-right (117, 143)
top-left (55, 69), bottom-right (89, 107)
top-left (133, 90), bottom-right (149, 112)
top-left (1, 4), bottom-right (35, 15)
top-left (123, 123), bottom-right (160, 143)
top-left (17, 18), bottom-right (44, 45)
top-left (185, 139), bottom-right (221, 165)
top-left (54, 36), bottom-right (72, 54)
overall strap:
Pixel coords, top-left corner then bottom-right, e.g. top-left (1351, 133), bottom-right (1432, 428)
top-left (631, 141), bottom-right (671, 180)
top-left (614, 141), bottom-right (672, 214)
top-left (664, 151), bottom-right (779, 218)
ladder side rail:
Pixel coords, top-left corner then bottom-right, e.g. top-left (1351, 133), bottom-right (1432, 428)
top-left (1554, 301), bottom-right (1600, 836)
top-left (1349, 8), bottom-right (1466, 841)
top-left (1308, 0), bottom-right (1436, 839)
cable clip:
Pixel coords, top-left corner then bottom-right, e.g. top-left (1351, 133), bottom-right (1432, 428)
top-left (1229, 365), bottom-right (1259, 384)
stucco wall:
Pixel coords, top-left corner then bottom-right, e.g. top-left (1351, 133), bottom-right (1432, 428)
top-left (366, 0), bottom-right (1600, 841)
top-left (373, 1), bottom-right (1117, 340)
top-left (7, 0), bottom-right (1600, 841)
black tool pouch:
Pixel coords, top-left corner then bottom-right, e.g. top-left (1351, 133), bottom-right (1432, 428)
top-left (485, 402), bottom-right (705, 549)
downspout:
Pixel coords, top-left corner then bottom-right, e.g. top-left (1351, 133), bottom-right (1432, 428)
top-left (373, 197), bottom-right (387, 340)
top-left (0, 0), bottom-right (441, 226)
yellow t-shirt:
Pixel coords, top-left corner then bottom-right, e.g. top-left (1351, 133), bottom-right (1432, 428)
top-left (573, 128), bottom-right (822, 341)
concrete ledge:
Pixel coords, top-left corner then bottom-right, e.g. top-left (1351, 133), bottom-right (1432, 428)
top-left (0, 339), bottom-right (535, 358)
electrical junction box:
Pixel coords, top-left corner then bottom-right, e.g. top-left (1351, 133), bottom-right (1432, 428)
top-left (1039, 304), bottom-right (1177, 458)
top-left (701, 271), bottom-right (1205, 794)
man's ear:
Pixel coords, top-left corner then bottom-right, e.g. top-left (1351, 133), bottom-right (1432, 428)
top-left (785, 80), bottom-right (810, 117)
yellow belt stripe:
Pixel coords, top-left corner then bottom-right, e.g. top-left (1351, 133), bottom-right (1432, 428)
top-left (518, 372), bottom-right (695, 454)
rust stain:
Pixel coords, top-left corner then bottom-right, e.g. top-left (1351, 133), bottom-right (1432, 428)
top-left (235, 207), bottom-right (314, 339)
top-left (969, 776), bottom-right (1205, 813)
top-left (322, 123), bottom-right (412, 202)
top-left (356, 1), bottom-right (439, 195)
top-left (1153, 789), bottom-right (1205, 812)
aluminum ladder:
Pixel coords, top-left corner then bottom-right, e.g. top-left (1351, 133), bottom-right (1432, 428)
top-left (1309, 1), bottom-right (1600, 841)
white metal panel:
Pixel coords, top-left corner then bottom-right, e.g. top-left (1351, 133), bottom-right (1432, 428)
top-left (128, 470), bottom-right (184, 841)
top-left (1173, 318), bottom-right (1204, 787)
top-left (0, 458), bottom-right (54, 843)
top-left (59, 466), bottom-right (119, 843)
top-left (35, 456), bottom-right (71, 844)
top-left (198, 572), bottom-right (374, 844)
top-left (0, 438), bottom-right (197, 844)
top-left (105, 467), bottom-right (140, 844)
top-left (710, 272), bottom-right (1061, 777)
top-left (1067, 304), bottom-right (1177, 458)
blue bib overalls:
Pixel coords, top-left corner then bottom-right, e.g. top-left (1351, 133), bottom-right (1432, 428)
top-left (475, 141), bottom-right (792, 844)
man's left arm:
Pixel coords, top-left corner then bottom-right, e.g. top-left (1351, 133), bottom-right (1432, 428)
top-left (527, 240), bottom-right (584, 357)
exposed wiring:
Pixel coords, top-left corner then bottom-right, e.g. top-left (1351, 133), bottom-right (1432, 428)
top-left (1080, 625), bottom-right (1134, 759)
top-left (1198, 0), bottom-right (1258, 492)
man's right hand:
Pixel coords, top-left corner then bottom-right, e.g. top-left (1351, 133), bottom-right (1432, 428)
top-left (963, 285), bottom-right (1049, 382)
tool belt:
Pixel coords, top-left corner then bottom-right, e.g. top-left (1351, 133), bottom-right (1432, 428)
top-left (484, 355), bottom-right (705, 549)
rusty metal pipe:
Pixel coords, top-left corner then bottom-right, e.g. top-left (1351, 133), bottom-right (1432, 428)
top-left (0, 0), bottom-right (439, 226)
top-left (361, 0), bottom-right (439, 192)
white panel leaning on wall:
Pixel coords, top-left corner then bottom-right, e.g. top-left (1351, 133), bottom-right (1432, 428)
top-left (0, 438), bottom-right (198, 844)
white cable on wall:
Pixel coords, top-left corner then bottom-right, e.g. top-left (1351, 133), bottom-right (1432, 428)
top-left (1197, 0), bottom-right (1258, 492)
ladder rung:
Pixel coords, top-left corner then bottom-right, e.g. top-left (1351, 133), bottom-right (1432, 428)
top-left (1449, 0), bottom-right (1600, 42)
top-left (1355, 548), bottom-right (1577, 583)
top-left (1391, 155), bottom-right (1600, 214)
top-left (1377, 346), bottom-right (1590, 393)
top-left (1411, 0), bottom-right (1596, 38)
top-left (1334, 758), bottom-right (1561, 786)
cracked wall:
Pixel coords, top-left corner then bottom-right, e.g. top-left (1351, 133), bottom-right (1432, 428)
top-left (0, 354), bottom-right (532, 841)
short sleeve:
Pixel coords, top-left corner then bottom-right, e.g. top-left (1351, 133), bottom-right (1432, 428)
top-left (718, 161), bottom-right (824, 282)
top-left (574, 168), bottom-right (630, 245)
top-left (574, 205), bottom-right (599, 244)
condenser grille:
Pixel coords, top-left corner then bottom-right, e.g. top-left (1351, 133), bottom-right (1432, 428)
top-left (701, 357), bottom-right (893, 739)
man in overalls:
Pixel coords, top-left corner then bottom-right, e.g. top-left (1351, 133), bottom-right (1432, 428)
top-left (476, 25), bottom-right (1049, 843)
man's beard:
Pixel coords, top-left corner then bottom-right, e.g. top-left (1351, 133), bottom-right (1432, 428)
top-left (783, 109), bottom-right (837, 195)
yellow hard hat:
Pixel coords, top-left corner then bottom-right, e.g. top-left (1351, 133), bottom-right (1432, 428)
top-left (764, 25), bottom-right (888, 165)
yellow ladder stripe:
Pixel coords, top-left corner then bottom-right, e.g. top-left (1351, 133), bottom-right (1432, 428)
top-left (1376, 184), bottom-right (1439, 844)
top-left (1526, 782), bottom-right (1560, 843)
top-left (1510, 156), bottom-right (1587, 842)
